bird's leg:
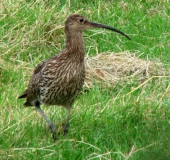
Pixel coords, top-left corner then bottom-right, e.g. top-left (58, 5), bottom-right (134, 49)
top-left (64, 107), bottom-right (71, 136)
top-left (35, 102), bottom-right (57, 141)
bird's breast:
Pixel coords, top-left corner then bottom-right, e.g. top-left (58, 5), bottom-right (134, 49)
top-left (39, 61), bottom-right (85, 105)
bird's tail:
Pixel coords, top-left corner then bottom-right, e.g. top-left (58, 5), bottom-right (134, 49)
top-left (18, 90), bottom-right (34, 107)
top-left (18, 90), bottom-right (27, 99)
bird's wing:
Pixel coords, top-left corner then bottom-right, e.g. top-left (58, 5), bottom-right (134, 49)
top-left (33, 59), bottom-right (48, 75)
top-left (33, 53), bottom-right (60, 75)
top-left (18, 59), bottom-right (48, 100)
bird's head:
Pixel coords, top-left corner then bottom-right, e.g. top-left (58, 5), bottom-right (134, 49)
top-left (65, 14), bottom-right (131, 40)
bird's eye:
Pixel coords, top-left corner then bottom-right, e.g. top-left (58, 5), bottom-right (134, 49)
top-left (79, 19), bottom-right (84, 23)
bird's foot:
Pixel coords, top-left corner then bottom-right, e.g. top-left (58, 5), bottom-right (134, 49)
top-left (48, 122), bottom-right (57, 141)
top-left (52, 132), bottom-right (57, 141)
top-left (64, 128), bottom-right (68, 136)
top-left (63, 123), bottom-right (69, 136)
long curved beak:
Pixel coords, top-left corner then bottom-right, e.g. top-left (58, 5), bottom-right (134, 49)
top-left (89, 22), bottom-right (131, 40)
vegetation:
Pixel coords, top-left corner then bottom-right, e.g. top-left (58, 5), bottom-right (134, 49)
top-left (1, 0), bottom-right (170, 159)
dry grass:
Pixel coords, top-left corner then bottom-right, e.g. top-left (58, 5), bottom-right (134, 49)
top-left (85, 51), bottom-right (169, 88)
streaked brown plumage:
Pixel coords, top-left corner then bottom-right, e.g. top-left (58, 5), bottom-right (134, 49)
top-left (18, 14), bottom-right (130, 141)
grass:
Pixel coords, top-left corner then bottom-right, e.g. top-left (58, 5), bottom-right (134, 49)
top-left (1, 0), bottom-right (170, 159)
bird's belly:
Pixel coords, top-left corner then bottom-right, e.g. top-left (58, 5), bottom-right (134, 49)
top-left (39, 74), bottom-right (85, 106)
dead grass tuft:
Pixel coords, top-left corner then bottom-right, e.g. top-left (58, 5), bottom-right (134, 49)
top-left (85, 51), bottom-right (169, 88)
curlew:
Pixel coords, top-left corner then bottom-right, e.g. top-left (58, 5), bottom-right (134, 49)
top-left (18, 14), bottom-right (130, 141)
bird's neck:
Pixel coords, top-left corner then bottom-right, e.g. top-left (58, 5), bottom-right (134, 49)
top-left (65, 30), bottom-right (85, 63)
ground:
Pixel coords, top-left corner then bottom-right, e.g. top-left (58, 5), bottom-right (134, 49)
top-left (1, 1), bottom-right (170, 159)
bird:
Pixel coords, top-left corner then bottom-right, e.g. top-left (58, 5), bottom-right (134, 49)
top-left (18, 14), bottom-right (130, 141)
